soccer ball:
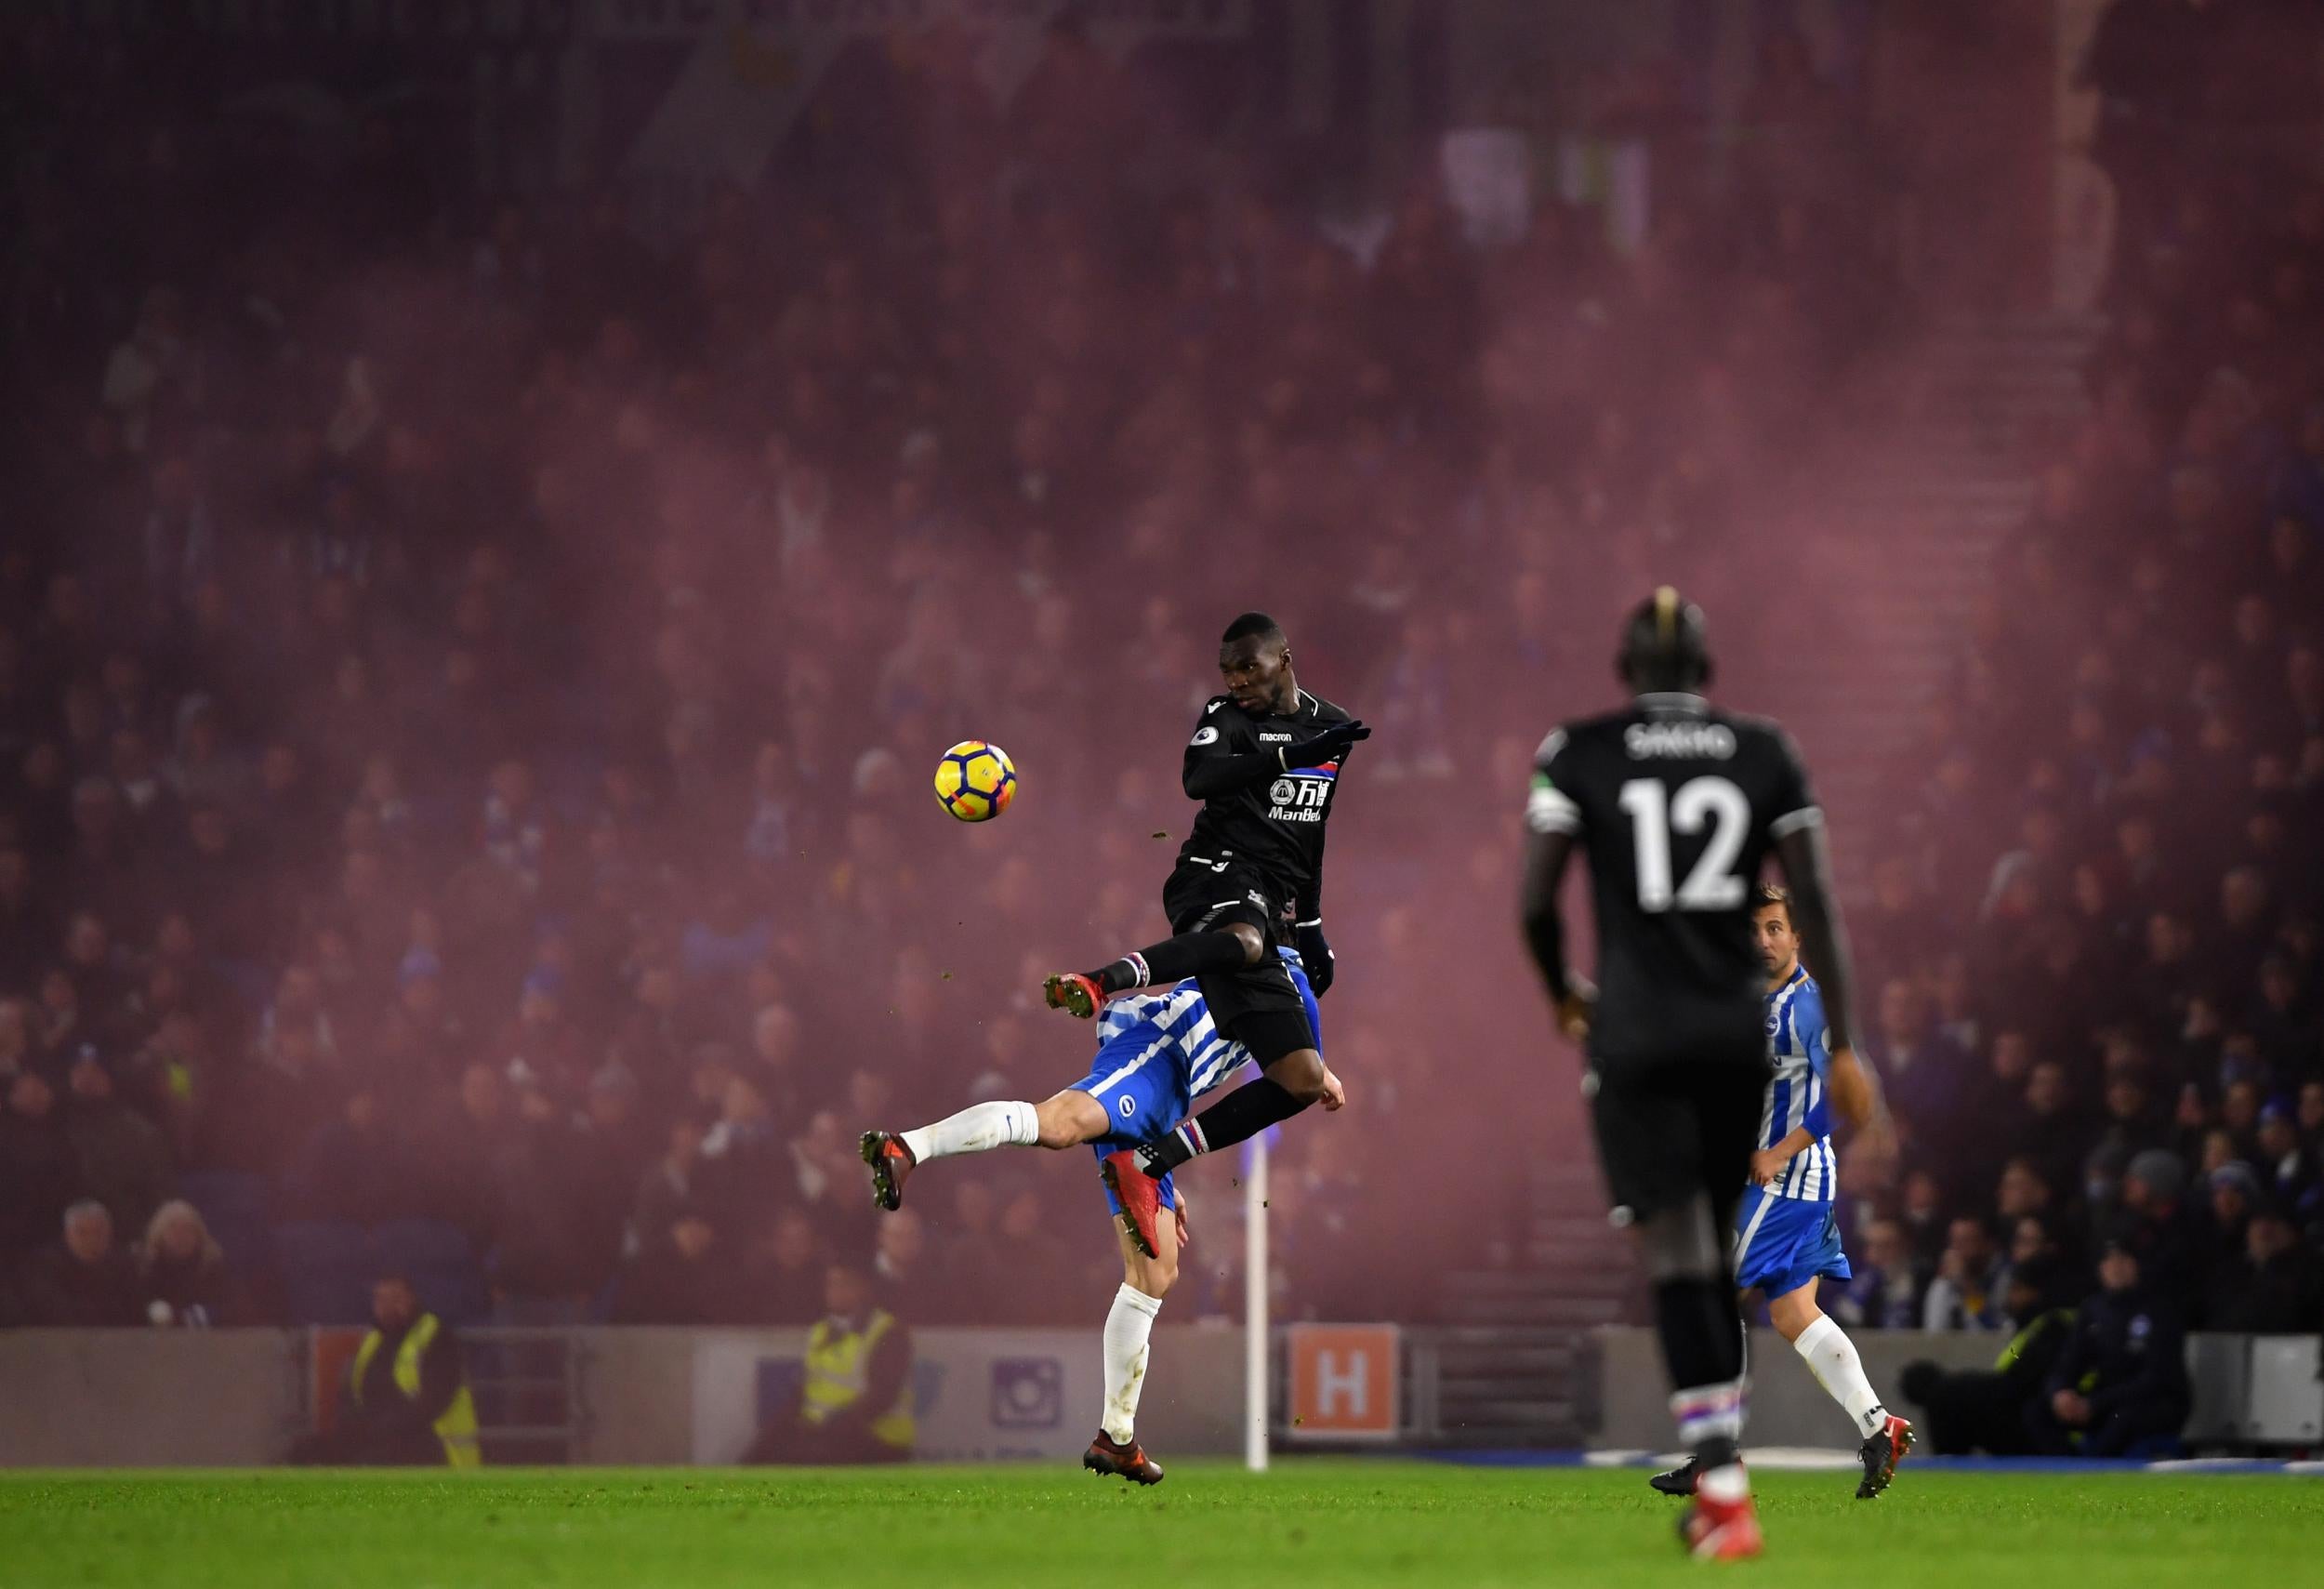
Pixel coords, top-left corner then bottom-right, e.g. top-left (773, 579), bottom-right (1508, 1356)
top-left (933, 740), bottom-right (1017, 822)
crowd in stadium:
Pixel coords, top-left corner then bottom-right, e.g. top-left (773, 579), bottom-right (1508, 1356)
top-left (0, 20), bottom-right (1875, 1331)
top-left (1833, 173), bottom-right (2324, 1339)
top-left (0, 12), bottom-right (2317, 1355)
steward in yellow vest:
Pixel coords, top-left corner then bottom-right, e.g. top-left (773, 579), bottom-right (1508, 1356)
top-left (293, 1276), bottom-right (482, 1467)
top-left (1895, 1253), bottom-right (2075, 1456)
top-left (745, 1261), bottom-right (914, 1464)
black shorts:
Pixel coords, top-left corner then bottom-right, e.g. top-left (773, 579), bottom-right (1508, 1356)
top-left (1586, 1050), bottom-right (1770, 1225)
top-left (1162, 854), bottom-right (1314, 1065)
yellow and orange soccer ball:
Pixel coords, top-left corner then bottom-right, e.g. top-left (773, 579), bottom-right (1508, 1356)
top-left (932, 740), bottom-right (1016, 822)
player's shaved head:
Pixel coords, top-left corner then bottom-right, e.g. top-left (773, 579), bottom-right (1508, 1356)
top-left (1219, 612), bottom-right (1296, 714)
top-left (1221, 611), bottom-right (1285, 646)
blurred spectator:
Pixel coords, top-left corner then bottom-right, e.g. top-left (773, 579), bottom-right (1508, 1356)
top-left (628, 1117), bottom-right (706, 1261)
top-left (2254, 1101), bottom-right (2318, 1215)
top-left (2119, 1148), bottom-right (2204, 1301)
top-left (2204, 1203), bottom-right (2324, 1331)
top-left (1878, 975), bottom-right (1971, 1161)
top-left (292, 1276), bottom-right (481, 1467)
top-left (2029, 1237), bottom-right (2190, 1458)
top-left (2202, 1160), bottom-right (2262, 1286)
top-left (288, 1088), bottom-right (414, 1225)
top-left (985, 1187), bottom-right (1077, 1330)
top-left (1922, 1216), bottom-right (2006, 1331)
top-left (213, 1018), bottom-right (338, 1178)
top-left (137, 1198), bottom-right (245, 1326)
top-left (0, 1070), bottom-right (78, 1270)
top-left (743, 1260), bottom-right (913, 1465)
top-left (744, 1206), bottom-right (827, 1327)
top-left (1895, 1168), bottom-right (1948, 1271)
top-left (696, 1072), bottom-right (782, 1233)
top-left (2010, 1061), bottom-right (2088, 1204)
top-left (63, 1046), bottom-right (173, 1234)
top-left (1994, 1158), bottom-right (2054, 1231)
top-left (14, 1201), bottom-right (143, 1327)
top-left (614, 1207), bottom-right (732, 1326)
top-left (1831, 1217), bottom-right (1923, 1330)
top-left (872, 1207), bottom-right (939, 1320)
top-left (488, 1066), bottom-right (613, 1318)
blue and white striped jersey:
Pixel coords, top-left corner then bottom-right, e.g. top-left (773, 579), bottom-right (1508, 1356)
top-left (1088, 947), bottom-right (1323, 1106)
top-left (1758, 964), bottom-right (1836, 1202)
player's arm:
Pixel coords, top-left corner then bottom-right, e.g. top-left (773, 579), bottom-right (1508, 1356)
top-left (1767, 748), bottom-right (1860, 1034)
top-left (1800, 996), bottom-right (1880, 1139)
top-left (1293, 824), bottom-right (1334, 993)
top-left (1520, 751), bottom-right (1594, 1039)
top-left (1779, 825), bottom-right (1895, 1148)
top-left (1181, 707), bottom-right (1369, 801)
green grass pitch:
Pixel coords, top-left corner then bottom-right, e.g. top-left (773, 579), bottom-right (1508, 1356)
top-left (7, 1461), bottom-right (2320, 1588)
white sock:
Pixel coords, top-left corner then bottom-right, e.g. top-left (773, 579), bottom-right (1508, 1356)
top-left (1101, 1283), bottom-right (1163, 1444)
top-left (1793, 1314), bottom-right (1887, 1438)
top-left (1670, 1379), bottom-right (1745, 1446)
top-left (900, 1100), bottom-right (1038, 1164)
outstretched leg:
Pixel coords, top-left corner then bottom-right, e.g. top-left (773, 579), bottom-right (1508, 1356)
top-left (863, 1091), bottom-right (1108, 1210)
top-left (1049, 921), bottom-right (1266, 1018)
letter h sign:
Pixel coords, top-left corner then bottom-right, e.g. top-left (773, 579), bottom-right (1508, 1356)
top-left (1287, 1324), bottom-right (1399, 1440)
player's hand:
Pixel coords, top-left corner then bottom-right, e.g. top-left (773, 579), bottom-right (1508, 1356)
top-left (1749, 1148), bottom-right (1788, 1186)
top-left (1555, 978), bottom-right (1597, 1043)
top-left (1295, 923), bottom-right (1334, 996)
top-left (1284, 721), bottom-right (1372, 768)
top-left (1318, 1067), bottom-right (1347, 1111)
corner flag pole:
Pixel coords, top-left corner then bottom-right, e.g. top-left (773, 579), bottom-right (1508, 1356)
top-left (1244, 1129), bottom-right (1270, 1472)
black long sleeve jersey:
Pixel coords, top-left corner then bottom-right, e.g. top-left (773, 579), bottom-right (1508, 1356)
top-left (1174, 689), bottom-right (1356, 928)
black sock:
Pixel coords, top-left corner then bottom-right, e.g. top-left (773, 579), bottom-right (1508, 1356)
top-left (1653, 1276), bottom-right (1744, 1388)
top-left (1693, 1434), bottom-right (1741, 1474)
top-left (1655, 1275), bottom-right (1747, 1465)
top-left (1091, 930), bottom-right (1250, 994)
top-left (1137, 1077), bottom-right (1308, 1176)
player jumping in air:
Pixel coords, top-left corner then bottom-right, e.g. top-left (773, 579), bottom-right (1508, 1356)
top-left (1039, 613), bottom-right (1367, 1249)
top-left (1648, 883), bottom-right (1910, 1502)
top-left (1519, 589), bottom-right (1868, 1562)
top-left (859, 949), bottom-right (1341, 1483)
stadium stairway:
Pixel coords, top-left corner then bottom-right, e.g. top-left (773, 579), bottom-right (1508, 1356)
top-left (1430, 316), bottom-right (2104, 1448)
top-left (1426, 1159), bottom-right (1633, 1448)
top-left (1764, 311), bottom-right (2104, 886)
